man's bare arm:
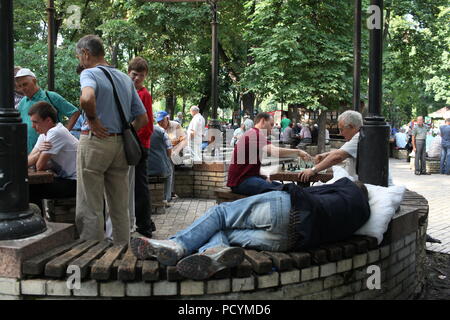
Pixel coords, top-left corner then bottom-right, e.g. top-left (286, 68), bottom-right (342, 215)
top-left (65, 111), bottom-right (81, 131)
top-left (131, 113), bottom-right (149, 132)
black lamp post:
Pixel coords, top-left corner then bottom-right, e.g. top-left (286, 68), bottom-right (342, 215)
top-left (0, 0), bottom-right (47, 240)
top-left (357, 0), bottom-right (390, 186)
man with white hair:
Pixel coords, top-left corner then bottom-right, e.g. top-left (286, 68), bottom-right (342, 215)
top-left (298, 110), bottom-right (363, 182)
top-left (187, 106), bottom-right (205, 163)
top-left (15, 68), bottom-right (80, 154)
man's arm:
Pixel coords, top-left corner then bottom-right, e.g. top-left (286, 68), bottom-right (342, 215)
top-left (265, 144), bottom-right (311, 160)
top-left (412, 135), bottom-right (416, 151)
top-left (131, 113), bottom-right (149, 132)
top-left (80, 87), bottom-right (108, 138)
top-left (35, 153), bottom-right (53, 172)
top-left (28, 141), bottom-right (52, 167)
top-left (298, 149), bottom-right (349, 182)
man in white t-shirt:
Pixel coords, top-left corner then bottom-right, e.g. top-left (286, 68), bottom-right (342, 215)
top-left (187, 105), bottom-right (205, 163)
top-left (298, 110), bottom-right (363, 182)
top-left (27, 101), bottom-right (78, 213)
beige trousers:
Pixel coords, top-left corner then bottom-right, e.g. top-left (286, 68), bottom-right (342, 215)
top-left (76, 134), bottom-right (130, 245)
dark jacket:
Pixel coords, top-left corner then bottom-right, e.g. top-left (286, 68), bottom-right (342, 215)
top-left (283, 178), bottom-right (370, 251)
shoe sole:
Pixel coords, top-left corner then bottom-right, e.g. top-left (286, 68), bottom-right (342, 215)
top-left (177, 255), bottom-right (220, 280)
top-left (176, 247), bottom-right (245, 280)
top-left (130, 237), bottom-right (179, 266)
top-left (211, 247), bottom-right (245, 268)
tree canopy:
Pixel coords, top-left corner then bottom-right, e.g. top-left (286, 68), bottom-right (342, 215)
top-left (13, 0), bottom-right (449, 125)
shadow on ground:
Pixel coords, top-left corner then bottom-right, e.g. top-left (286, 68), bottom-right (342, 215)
top-left (418, 252), bottom-right (450, 300)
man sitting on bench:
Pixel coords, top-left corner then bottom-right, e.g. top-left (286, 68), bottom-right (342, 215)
top-left (27, 101), bottom-right (78, 214)
top-left (227, 112), bottom-right (312, 196)
top-left (131, 177), bottom-right (370, 280)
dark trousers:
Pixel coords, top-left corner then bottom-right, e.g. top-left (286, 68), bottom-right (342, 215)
top-left (134, 147), bottom-right (154, 233)
top-left (29, 177), bottom-right (77, 215)
top-left (415, 139), bottom-right (427, 173)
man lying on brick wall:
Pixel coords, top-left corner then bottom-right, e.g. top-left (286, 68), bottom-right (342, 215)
top-left (131, 177), bottom-right (370, 280)
top-left (27, 101), bottom-right (78, 214)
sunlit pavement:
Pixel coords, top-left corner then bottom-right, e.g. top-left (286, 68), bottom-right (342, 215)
top-left (389, 158), bottom-right (450, 254)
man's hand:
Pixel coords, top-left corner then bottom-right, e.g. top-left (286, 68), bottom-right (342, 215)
top-left (38, 141), bottom-right (53, 152)
top-left (298, 150), bottom-right (313, 162)
top-left (88, 118), bottom-right (109, 139)
top-left (298, 168), bottom-right (315, 183)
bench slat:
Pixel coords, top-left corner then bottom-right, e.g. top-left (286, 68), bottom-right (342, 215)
top-left (70, 240), bottom-right (112, 279)
top-left (288, 252), bottom-right (311, 269)
top-left (45, 240), bottom-right (99, 278)
top-left (118, 247), bottom-right (138, 281)
top-left (22, 239), bottom-right (84, 276)
top-left (244, 250), bottom-right (273, 275)
top-left (263, 251), bottom-right (294, 271)
top-left (91, 243), bottom-right (127, 280)
top-left (142, 260), bottom-right (160, 282)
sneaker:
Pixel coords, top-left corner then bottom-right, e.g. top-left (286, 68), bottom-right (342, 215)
top-left (130, 237), bottom-right (185, 266)
top-left (176, 246), bottom-right (245, 280)
top-left (421, 171), bottom-right (431, 175)
top-left (414, 171), bottom-right (421, 175)
top-left (136, 228), bottom-right (153, 239)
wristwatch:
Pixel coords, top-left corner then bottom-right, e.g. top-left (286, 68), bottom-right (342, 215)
top-left (311, 166), bottom-right (317, 175)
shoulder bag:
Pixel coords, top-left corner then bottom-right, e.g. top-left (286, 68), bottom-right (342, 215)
top-left (98, 66), bottom-right (143, 166)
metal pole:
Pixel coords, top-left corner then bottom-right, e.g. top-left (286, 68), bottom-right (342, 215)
top-left (357, 0), bottom-right (389, 187)
top-left (210, 0), bottom-right (218, 120)
top-left (0, 0), bottom-right (47, 240)
top-left (353, 0), bottom-right (361, 111)
top-left (47, 0), bottom-right (55, 91)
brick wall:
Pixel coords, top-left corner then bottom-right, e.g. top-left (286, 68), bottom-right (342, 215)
top-left (174, 163), bottom-right (228, 199)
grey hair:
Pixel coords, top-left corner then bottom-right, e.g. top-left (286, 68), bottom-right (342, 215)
top-left (338, 110), bottom-right (363, 129)
top-left (190, 105), bottom-right (200, 112)
top-left (76, 35), bottom-right (105, 57)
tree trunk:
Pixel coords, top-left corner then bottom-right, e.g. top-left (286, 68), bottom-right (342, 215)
top-left (110, 43), bottom-right (119, 68)
top-left (166, 94), bottom-right (177, 119)
top-left (242, 91), bottom-right (255, 118)
top-left (317, 110), bottom-right (327, 154)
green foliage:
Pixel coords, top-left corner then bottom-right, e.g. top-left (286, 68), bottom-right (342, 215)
top-left (11, 0), bottom-right (449, 123)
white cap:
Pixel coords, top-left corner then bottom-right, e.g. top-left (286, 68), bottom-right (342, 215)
top-left (15, 68), bottom-right (36, 79)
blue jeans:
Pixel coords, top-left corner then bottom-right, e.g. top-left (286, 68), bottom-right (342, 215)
top-left (231, 176), bottom-right (283, 196)
top-left (169, 191), bottom-right (291, 254)
top-left (441, 145), bottom-right (450, 174)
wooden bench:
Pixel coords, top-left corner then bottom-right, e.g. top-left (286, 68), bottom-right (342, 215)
top-left (215, 190), bottom-right (249, 204)
top-left (426, 157), bottom-right (440, 174)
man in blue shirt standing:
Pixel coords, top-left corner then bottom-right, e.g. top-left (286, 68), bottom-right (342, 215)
top-left (15, 68), bottom-right (80, 154)
top-left (440, 118), bottom-right (450, 175)
top-left (75, 34), bottom-right (148, 245)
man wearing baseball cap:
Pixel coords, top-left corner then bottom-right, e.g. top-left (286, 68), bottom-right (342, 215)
top-left (147, 111), bottom-right (174, 204)
top-left (15, 68), bottom-right (80, 154)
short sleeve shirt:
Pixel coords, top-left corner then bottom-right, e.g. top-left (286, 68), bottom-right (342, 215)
top-left (33, 123), bottom-right (79, 180)
top-left (412, 125), bottom-right (428, 140)
top-left (339, 132), bottom-right (359, 179)
top-left (80, 66), bottom-right (146, 133)
top-left (227, 128), bottom-right (271, 187)
top-left (147, 126), bottom-right (173, 177)
top-left (440, 125), bottom-right (450, 147)
top-left (187, 113), bottom-right (205, 142)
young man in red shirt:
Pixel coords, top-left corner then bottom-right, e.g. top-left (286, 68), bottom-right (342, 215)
top-left (128, 57), bottom-right (156, 237)
top-left (227, 112), bottom-right (312, 196)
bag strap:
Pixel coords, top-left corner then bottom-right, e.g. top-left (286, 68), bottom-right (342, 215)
top-left (45, 90), bottom-right (59, 120)
top-left (97, 66), bottom-right (130, 130)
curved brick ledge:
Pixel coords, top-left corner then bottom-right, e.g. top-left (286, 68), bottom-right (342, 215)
top-left (0, 190), bottom-right (427, 300)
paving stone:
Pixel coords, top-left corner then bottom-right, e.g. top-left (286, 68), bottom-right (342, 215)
top-left (73, 280), bottom-right (98, 297)
top-left (126, 282), bottom-right (151, 297)
top-left (280, 270), bottom-right (300, 285)
top-left (257, 272), bottom-right (279, 289)
top-left (320, 263), bottom-right (337, 278)
top-left (21, 279), bottom-right (47, 295)
top-left (47, 280), bottom-right (71, 296)
top-left (232, 277), bottom-right (255, 292)
top-left (300, 266), bottom-right (319, 282)
top-left (337, 259), bottom-right (353, 273)
top-left (180, 280), bottom-right (204, 296)
top-left (0, 278), bottom-right (20, 296)
top-left (100, 281), bottom-right (125, 297)
top-left (206, 279), bottom-right (230, 294)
